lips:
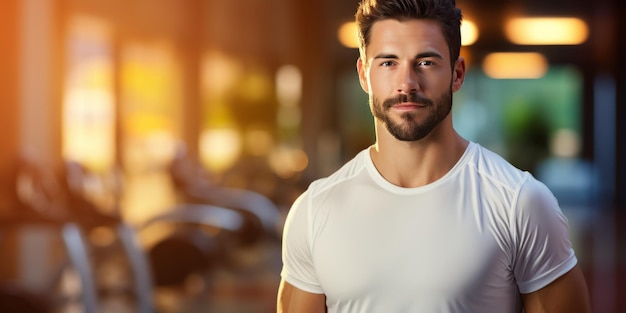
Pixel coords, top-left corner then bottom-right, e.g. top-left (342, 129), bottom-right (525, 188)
top-left (391, 102), bottom-right (428, 111)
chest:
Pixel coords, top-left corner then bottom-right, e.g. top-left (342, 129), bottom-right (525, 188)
top-left (311, 192), bottom-right (513, 306)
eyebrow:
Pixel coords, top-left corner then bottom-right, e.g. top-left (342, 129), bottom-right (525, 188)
top-left (373, 51), bottom-right (444, 60)
top-left (373, 53), bottom-right (398, 60)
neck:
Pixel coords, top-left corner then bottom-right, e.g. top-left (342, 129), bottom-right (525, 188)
top-left (370, 118), bottom-right (468, 188)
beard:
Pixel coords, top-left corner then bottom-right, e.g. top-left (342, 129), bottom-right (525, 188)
top-left (371, 86), bottom-right (453, 141)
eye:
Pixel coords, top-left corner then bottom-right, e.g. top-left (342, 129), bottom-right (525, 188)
top-left (417, 60), bottom-right (435, 67)
top-left (380, 60), bottom-right (395, 67)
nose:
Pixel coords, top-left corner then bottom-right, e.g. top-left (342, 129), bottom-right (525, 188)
top-left (397, 64), bottom-right (419, 94)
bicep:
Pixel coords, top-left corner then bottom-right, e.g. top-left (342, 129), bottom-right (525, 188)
top-left (277, 279), bottom-right (326, 313)
top-left (521, 265), bottom-right (591, 313)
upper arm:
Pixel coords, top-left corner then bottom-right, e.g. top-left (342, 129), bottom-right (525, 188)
top-left (521, 265), bottom-right (591, 313)
top-left (513, 178), bottom-right (578, 292)
top-left (277, 279), bottom-right (326, 313)
top-left (278, 189), bottom-right (326, 312)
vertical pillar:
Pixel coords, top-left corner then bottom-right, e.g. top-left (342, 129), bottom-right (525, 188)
top-left (292, 0), bottom-right (334, 181)
top-left (0, 0), bottom-right (22, 280)
top-left (19, 0), bottom-right (62, 171)
top-left (0, 0), bottom-right (21, 214)
top-left (615, 0), bottom-right (626, 209)
top-left (181, 0), bottom-right (204, 157)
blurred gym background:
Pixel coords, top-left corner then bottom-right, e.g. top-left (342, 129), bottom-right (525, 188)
top-left (0, 0), bottom-right (624, 312)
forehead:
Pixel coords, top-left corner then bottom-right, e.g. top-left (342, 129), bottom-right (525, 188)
top-left (366, 19), bottom-right (449, 59)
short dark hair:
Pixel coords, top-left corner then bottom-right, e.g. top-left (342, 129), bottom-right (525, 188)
top-left (355, 0), bottom-right (462, 68)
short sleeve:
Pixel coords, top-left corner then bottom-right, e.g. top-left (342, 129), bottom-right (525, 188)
top-left (280, 189), bottom-right (325, 294)
top-left (511, 176), bottom-right (578, 294)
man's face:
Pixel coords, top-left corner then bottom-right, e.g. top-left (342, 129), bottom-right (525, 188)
top-left (357, 19), bottom-right (464, 141)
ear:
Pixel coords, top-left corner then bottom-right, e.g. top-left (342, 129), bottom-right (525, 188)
top-left (357, 57), bottom-right (369, 94)
top-left (451, 57), bottom-right (466, 93)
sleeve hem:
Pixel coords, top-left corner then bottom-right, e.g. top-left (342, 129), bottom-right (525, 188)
top-left (282, 273), bottom-right (325, 294)
top-left (517, 254), bottom-right (578, 294)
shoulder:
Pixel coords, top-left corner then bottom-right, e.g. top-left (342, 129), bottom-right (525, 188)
top-left (466, 142), bottom-right (560, 214)
top-left (461, 143), bottom-right (565, 232)
top-left (465, 142), bottom-right (532, 194)
top-left (285, 148), bottom-right (370, 221)
top-left (305, 148), bottom-right (371, 200)
top-left (516, 175), bottom-right (559, 209)
top-left (513, 175), bottom-right (564, 232)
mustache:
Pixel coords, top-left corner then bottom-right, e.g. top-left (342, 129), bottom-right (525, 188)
top-left (382, 93), bottom-right (433, 109)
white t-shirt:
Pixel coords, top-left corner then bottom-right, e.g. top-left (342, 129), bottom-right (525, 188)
top-left (280, 142), bottom-right (577, 313)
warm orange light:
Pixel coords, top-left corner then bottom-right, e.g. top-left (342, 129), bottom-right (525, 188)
top-left (276, 65), bottom-right (302, 108)
top-left (269, 146), bottom-right (309, 179)
top-left (338, 22), bottom-right (359, 48)
top-left (505, 17), bottom-right (588, 45)
top-left (482, 52), bottom-right (548, 79)
top-left (200, 128), bottom-right (242, 173)
top-left (461, 20), bottom-right (479, 46)
top-left (63, 15), bottom-right (115, 171)
top-left (340, 19), bottom-right (478, 47)
top-left (201, 50), bottom-right (242, 96)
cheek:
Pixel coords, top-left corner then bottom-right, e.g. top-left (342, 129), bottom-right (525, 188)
top-left (368, 72), bottom-right (392, 95)
top-left (428, 73), bottom-right (453, 92)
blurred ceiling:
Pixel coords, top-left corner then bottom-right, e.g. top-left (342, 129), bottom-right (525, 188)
top-left (324, 0), bottom-right (619, 69)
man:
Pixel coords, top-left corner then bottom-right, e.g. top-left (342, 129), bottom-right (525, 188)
top-left (277, 0), bottom-right (591, 312)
